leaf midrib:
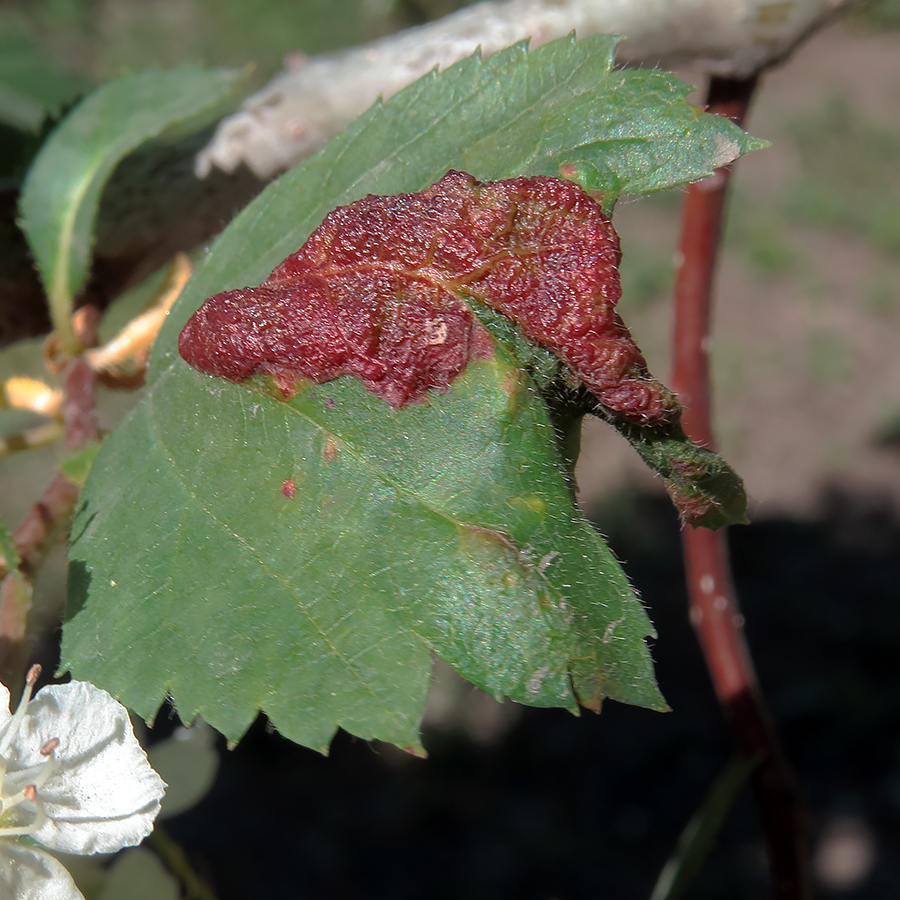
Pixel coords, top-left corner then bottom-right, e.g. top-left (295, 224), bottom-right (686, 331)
top-left (144, 371), bottom-right (420, 726)
top-left (147, 364), bottom-right (566, 637)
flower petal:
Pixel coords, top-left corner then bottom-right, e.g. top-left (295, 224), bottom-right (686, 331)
top-left (0, 842), bottom-right (85, 900)
top-left (0, 680), bottom-right (14, 741)
top-left (8, 682), bottom-right (165, 855)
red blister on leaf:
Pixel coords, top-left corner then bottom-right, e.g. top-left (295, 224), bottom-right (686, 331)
top-left (179, 171), bottom-right (675, 423)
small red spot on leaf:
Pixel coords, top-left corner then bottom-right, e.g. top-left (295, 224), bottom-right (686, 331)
top-left (323, 436), bottom-right (338, 462)
top-left (179, 171), bottom-right (675, 423)
top-left (281, 477), bottom-right (297, 498)
top-left (502, 370), bottom-right (520, 396)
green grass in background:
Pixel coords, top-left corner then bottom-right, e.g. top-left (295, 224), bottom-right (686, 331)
top-left (863, 266), bottom-right (900, 317)
top-left (848, 0), bottom-right (900, 29)
top-left (725, 203), bottom-right (797, 277)
top-left (781, 94), bottom-right (900, 257)
top-left (805, 328), bottom-right (855, 385)
top-left (619, 248), bottom-right (676, 312)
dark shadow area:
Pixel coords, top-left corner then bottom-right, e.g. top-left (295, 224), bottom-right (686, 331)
top-left (162, 487), bottom-right (900, 899)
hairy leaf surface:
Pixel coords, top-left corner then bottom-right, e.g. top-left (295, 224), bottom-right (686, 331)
top-left (64, 36), bottom-right (761, 750)
top-left (179, 171), bottom-right (677, 424)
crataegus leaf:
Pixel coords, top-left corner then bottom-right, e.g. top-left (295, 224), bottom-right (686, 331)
top-left (18, 67), bottom-right (242, 340)
top-left (589, 403), bottom-right (749, 529)
top-left (151, 35), bottom-right (764, 370)
top-left (179, 171), bottom-right (677, 425)
top-left (63, 35), bottom-right (760, 751)
top-left (65, 344), bottom-right (665, 752)
top-left (474, 309), bottom-right (748, 530)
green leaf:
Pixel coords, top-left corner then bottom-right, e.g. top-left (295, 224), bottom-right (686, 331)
top-left (96, 848), bottom-right (179, 900)
top-left (650, 755), bottom-right (759, 900)
top-left (64, 35), bottom-right (761, 751)
top-left (149, 36), bottom-right (763, 365)
top-left (60, 444), bottom-right (99, 488)
top-left (588, 404), bottom-right (748, 529)
top-left (0, 336), bottom-right (56, 383)
top-left (18, 66), bottom-right (243, 346)
top-left (472, 306), bottom-right (748, 529)
top-left (0, 517), bottom-right (18, 573)
top-left (65, 348), bottom-right (666, 751)
top-left (0, 23), bottom-right (87, 133)
top-left (148, 721), bottom-right (219, 820)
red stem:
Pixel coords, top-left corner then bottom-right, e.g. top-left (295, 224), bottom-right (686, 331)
top-left (670, 76), bottom-right (810, 899)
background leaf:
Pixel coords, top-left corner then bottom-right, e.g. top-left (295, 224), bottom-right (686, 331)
top-left (64, 35), bottom-right (762, 751)
top-left (96, 847), bottom-right (179, 900)
top-left (0, 516), bottom-right (18, 572)
top-left (60, 445), bottom-right (99, 488)
top-left (148, 720), bottom-right (219, 820)
top-left (650, 756), bottom-right (759, 900)
top-left (0, 22), bottom-right (87, 133)
top-left (18, 66), bottom-right (243, 341)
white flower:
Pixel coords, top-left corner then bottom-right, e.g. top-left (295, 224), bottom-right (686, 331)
top-left (0, 666), bottom-right (166, 900)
